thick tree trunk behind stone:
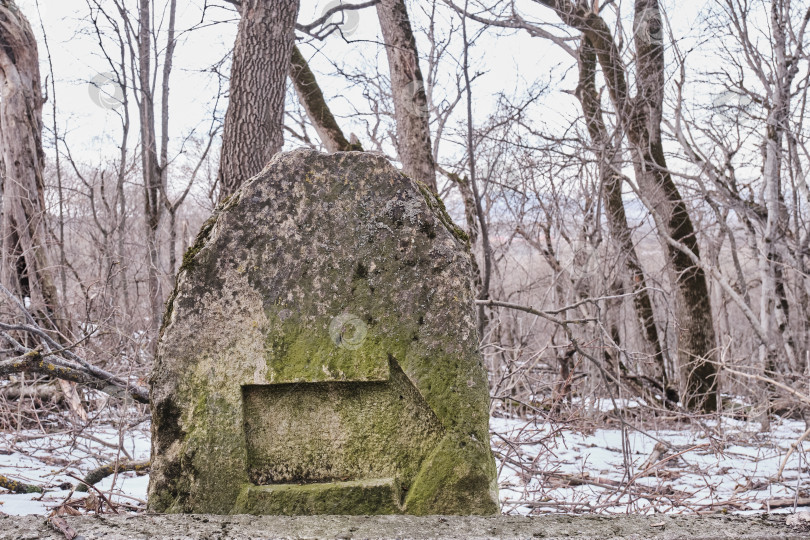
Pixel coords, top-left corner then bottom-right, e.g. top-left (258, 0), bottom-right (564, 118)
top-left (0, 0), bottom-right (60, 327)
top-left (376, 0), bottom-right (436, 190)
top-left (217, 0), bottom-right (300, 201)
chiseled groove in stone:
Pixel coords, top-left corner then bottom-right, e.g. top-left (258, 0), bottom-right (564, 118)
top-left (234, 478), bottom-right (402, 515)
top-left (242, 357), bottom-right (445, 493)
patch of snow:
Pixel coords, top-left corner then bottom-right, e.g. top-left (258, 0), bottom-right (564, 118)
top-left (1, 409), bottom-right (807, 517)
top-left (492, 413), bottom-right (810, 515)
top-left (0, 422), bottom-right (150, 516)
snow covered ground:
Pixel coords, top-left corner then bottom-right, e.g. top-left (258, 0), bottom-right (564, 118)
top-left (0, 422), bottom-right (150, 516)
top-left (0, 408), bottom-right (807, 516)
top-left (494, 412), bottom-right (810, 515)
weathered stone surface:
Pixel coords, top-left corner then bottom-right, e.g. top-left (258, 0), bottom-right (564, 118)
top-left (148, 149), bottom-right (498, 515)
top-left (1, 514), bottom-right (805, 539)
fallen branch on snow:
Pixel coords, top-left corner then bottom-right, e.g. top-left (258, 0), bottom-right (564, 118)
top-left (0, 473), bottom-right (43, 494)
top-left (75, 460), bottom-right (150, 492)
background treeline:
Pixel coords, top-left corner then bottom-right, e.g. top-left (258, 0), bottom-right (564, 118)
top-left (1, 0), bottom-right (810, 428)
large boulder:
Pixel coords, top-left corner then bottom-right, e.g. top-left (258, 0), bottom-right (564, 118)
top-left (148, 149), bottom-right (499, 515)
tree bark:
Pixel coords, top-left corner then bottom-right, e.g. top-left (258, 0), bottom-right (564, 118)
top-left (758, 0), bottom-right (798, 373)
top-left (217, 0), bottom-right (300, 201)
top-left (630, 0), bottom-right (717, 411)
top-left (289, 45), bottom-right (360, 153)
top-left (137, 0), bottom-right (164, 342)
top-left (376, 0), bottom-right (437, 190)
top-left (0, 0), bottom-right (61, 332)
top-left (0, 0), bottom-right (88, 418)
top-left (576, 36), bottom-right (669, 392)
top-left (536, 0), bottom-right (718, 411)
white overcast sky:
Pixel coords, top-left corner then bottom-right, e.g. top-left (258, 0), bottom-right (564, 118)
top-left (15, 0), bottom-right (717, 189)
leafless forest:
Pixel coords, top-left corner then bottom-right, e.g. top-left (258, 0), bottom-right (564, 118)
top-left (1, 0), bottom-right (810, 516)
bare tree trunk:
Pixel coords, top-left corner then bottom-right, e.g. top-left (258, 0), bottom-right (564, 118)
top-left (290, 45), bottom-right (360, 153)
top-left (0, 0), bottom-right (61, 329)
top-left (576, 36), bottom-right (669, 393)
top-left (630, 0), bottom-right (716, 411)
top-left (117, 172), bottom-right (130, 314)
top-left (217, 0), bottom-right (300, 201)
top-left (0, 0), bottom-right (86, 418)
top-left (116, 76), bottom-right (131, 315)
top-left (758, 0), bottom-right (798, 372)
top-left (376, 0), bottom-right (437, 190)
top-left (36, 8), bottom-right (67, 304)
top-left (460, 3), bottom-right (492, 339)
top-left (168, 211), bottom-right (177, 277)
top-left (137, 0), bottom-right (164, 342)
top-left (535, 0), bottom-right (718, 410)
top-left (159, 0), bottom-right (177, 278)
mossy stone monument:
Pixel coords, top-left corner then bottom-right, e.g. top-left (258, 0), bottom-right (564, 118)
top-left (148, 149), bottom-right (499, 515)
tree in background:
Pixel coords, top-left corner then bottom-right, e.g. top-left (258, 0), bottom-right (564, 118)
top-left (0, 0), bottom-right (87, 417)
top-left (217, 0), bottom-right (300, 200)
top-left (456, 0), bottom-right (718, 411)
top-left (576, 35), bottom-right (670, 402)
top-left (0, 0), bottom-right (61, 330)
top-left (5, 0), bottom-right (810, 428)
top-left (136, 0), bottom-right (175, 342)
top-left (377, 0), bottom-right (437, 190)
top-left (290, 45), bottom-right (361, 153)
top-left (669, 0), bottom-right (810, 418)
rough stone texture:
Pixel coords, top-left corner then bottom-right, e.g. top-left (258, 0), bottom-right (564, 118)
top-left (148, 149), bottom-right (498, 515)
top-left (1, 514), bottom-right (806, 539)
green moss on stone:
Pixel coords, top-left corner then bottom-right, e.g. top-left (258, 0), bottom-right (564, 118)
top-left (404, 434), bottom-right (499, 515)
top-left (234, 478), bottom-right (402, 515)
top-left (242, 357), bottom-right (444, 496)
top-left (262, 315), bottom-right (406, 383)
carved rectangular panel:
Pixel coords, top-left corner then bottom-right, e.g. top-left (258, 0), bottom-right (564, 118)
top-left (242, 359), bottom-right (444, 488)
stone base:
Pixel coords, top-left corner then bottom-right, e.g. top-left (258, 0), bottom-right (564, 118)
top-left (233, 478), bottom-right (402, 515)
top-left (5, 513), bottom-right (806, 539)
